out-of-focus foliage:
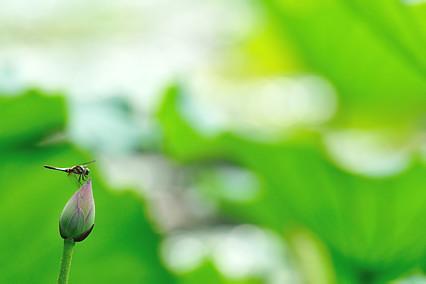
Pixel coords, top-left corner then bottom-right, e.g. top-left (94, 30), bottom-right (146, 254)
top-left (2, 0), bottom-right (426, 283)
top-left (0, 89), bottom-right (66, 149)
top-left (263, 0), bottom-right (426, 127)
top-left (178, 262), bottom-right (263, 284)
top-left (0, 91), bottom-right (175, 283)
top-left (157, 85), bottom-right (426, 283)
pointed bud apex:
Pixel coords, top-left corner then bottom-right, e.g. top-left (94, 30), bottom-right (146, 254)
top-left (59, 180), bottom-right (95, 242)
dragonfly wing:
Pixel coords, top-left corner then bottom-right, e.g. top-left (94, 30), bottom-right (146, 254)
top-left (81, 160), bottom-right (96, 166)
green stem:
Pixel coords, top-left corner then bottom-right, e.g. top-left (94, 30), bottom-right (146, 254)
top-left (57, 238), bottom-right (75, 284)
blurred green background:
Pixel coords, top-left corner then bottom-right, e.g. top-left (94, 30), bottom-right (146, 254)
top-left (1, 0), bottom-right (426, 283)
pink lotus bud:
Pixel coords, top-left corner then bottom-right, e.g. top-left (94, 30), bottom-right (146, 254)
top-left (59, 180), bottom-right (95, 242)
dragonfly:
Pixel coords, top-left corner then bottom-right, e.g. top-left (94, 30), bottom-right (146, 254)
top-left (44, 160), bottom-right (96, 183)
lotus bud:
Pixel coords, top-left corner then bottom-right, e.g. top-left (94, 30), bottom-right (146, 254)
top-left (59, 180), bottom-right (95, 242)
